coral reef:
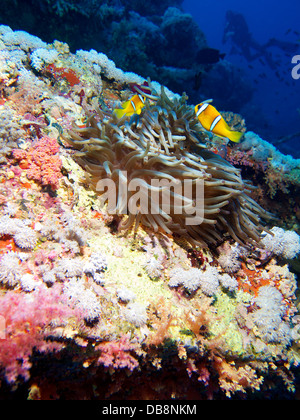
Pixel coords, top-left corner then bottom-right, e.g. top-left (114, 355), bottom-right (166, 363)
top-left (0, 27), bottom-right (299, 401)
top-left (0, 0), bottom-right (253, 109)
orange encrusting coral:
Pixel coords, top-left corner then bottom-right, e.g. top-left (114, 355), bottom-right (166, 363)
top-left (0, 236), bottom-right (16, 253)
top-left (45, 64), bottom-right (80, 87)
top-left (236, 262), bottom-right (270, 296)
top-left (236, 262), bottom-right (296, 318)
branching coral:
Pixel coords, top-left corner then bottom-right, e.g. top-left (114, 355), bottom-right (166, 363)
top-left (64, 88), bottom-right (271, 247)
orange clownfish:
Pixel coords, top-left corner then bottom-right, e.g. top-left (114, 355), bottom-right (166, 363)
top-left (195, 102), bottom-right (243, 143)
top-left (113, 94), bottom-right (146, 119)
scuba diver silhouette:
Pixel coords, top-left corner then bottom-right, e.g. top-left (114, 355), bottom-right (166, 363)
top-left (223, 11), bottom-right (298, 70)
top-left (223, 10), bottom-right (263, 61)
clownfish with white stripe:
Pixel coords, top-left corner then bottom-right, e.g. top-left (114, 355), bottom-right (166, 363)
top-left (113, 94), bottom-right (146, 118)
top-left (195, 102), bottom-right (243, 143)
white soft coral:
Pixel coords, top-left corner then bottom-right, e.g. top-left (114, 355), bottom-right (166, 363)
top-left (260, 227), bottom-right (300, 259)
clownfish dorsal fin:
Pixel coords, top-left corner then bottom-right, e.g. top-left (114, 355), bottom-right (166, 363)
top-left (122, 99), bottom-right (131, 109)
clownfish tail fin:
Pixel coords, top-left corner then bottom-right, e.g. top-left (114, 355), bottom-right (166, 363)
top-left (228, 130), bottom-right (243, 143)
top-left (113, 108), bottom-right (125, 119)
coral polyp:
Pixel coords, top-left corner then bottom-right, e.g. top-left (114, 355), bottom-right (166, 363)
top-left (65, 88), bottom-right (270, 246)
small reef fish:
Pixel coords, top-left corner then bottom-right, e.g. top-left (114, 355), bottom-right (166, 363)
top-left (196, 48), bottom-right (226, 65)
top-left (113, 94), bottom-right (145, 118)
top-left (195, 102), bottom-right (243, 143)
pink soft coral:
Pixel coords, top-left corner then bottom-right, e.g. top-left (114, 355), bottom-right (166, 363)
top-left (96, 335), bottom-right (139, 372)
top-left (0, 285), bottom-right (78, 384)
top-left (13, 136), bottom-right (62, 189)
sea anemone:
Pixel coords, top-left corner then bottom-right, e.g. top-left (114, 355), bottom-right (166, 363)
top-left (64, 87), bottom-right (270, 247)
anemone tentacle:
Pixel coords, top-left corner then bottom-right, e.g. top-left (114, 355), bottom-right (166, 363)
top-left (64, 87), bottom-right (271, 247)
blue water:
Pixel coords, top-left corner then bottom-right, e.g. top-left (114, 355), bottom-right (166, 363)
top-left (183, 0), bottom-right (300, 157)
